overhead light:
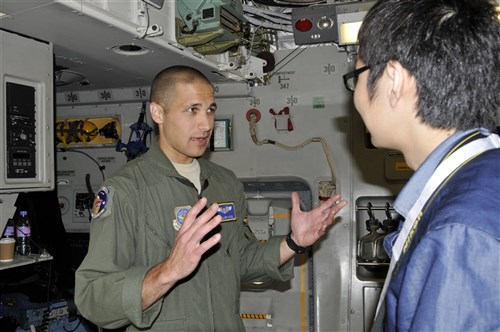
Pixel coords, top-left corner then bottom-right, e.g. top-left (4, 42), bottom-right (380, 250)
top-left (338, 21), bottom-right (363, 45)
top-left (55, 70), bottom-right (87, 86)
top-left (337, 11), bottom-right (367, 45)
top-left (110, 44), bottom-right (150, 56)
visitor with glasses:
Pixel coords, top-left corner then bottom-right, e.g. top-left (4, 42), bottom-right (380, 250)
top-left (343, 0), bottom-right (499, 331)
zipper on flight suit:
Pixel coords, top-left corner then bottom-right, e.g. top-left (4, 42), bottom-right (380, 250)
top-left (175, 176), bottom-right (216, 329)
top-left (174, 177), bottom-right (209, 198)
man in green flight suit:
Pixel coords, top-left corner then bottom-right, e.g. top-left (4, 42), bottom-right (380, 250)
top-left (75, 65), bottom-right (347, 331)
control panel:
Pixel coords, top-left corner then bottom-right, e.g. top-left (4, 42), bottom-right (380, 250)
top-left (58, 186), bottom-right (95, 233)
top-left (6, 82), bottom-right (37, 178)
top-left (0, 29), bottom-right (54, 196)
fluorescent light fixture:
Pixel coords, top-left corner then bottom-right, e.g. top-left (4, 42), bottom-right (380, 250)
top-left (337, 11), bottom-right (367, 45)
top-left (339, 21), bottom-right (363, 45)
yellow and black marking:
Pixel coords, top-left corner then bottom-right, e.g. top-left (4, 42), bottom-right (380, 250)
top-left (56, 116), bottom-right (121, 147)
top-left (240, 313), bottom-right (271, 320)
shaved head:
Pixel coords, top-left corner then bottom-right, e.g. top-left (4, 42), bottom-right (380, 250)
top-left (150, 66), bottom-right (213, 110)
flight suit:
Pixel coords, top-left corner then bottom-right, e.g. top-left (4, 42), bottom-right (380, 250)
top-left (75, 141), bottom-right (294, 331)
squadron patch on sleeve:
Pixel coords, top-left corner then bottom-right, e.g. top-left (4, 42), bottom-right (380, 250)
top-left (173, 206), bottom-right (191, 231)
top-left (91, 186), bottom-right (112, 219)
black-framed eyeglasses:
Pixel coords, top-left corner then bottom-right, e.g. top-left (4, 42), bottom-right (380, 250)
top-left (343, 65), bottom-right (370, 92)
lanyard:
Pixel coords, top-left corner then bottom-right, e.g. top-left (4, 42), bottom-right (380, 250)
top-left (374, 133), bottom-right (500, 318)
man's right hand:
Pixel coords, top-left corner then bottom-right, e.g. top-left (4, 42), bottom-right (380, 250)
top-left (166, 197), bottom-right (222, 280)
top-left (141, 197), bottom-right (221, 309)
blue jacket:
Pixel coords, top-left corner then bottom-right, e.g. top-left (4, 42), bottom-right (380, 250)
top-left (384, 133), bottom-right (500, 331)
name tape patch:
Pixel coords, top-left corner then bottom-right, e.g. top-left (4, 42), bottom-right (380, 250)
top-left (172, 202), bottom-right (236, 231)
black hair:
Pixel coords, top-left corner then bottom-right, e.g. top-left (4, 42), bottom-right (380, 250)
top-left (357, 0), bottom-right (500, 131)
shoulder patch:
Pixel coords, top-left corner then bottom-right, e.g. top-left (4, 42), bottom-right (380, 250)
top-left (91, 186), bottom-right (113, 219)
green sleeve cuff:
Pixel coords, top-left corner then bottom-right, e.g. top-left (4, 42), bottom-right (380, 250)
top-left (122, 266), bottom-right (163, 328)
top-left (264, 235), bottom-right (294, 281)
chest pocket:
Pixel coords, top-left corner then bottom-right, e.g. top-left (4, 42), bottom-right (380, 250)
top-left (143, 210), bottom-right (174, 248)
top-left (134, 188), bottom-right (179, 265)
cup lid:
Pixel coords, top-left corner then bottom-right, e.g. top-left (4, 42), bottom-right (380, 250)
top-left (0, 237), bottom-right (16, 243)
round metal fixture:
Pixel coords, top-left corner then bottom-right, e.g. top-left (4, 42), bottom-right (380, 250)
top-left (317, 16), bottom-right (334, 30)
top-left (111, 44), bottom-right (150, 56)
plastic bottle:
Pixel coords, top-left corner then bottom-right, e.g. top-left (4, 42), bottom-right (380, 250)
top-left (2, 218), bottom-right (15, 238)
top-left (16, 210), bottom-right (31, 256)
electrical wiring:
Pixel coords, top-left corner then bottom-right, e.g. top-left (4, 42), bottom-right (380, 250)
top-left (243, 3), bottom-right (294, 32)
top-left (57, 148), bottom-right (106, 182)
top-left (243, 4), bottom-right (293, 22)
top-left (245, 15), bottom-right (294, 32)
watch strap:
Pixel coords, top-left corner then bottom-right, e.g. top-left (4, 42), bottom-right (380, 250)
top-left (286, 233), bottom-right (311, 254)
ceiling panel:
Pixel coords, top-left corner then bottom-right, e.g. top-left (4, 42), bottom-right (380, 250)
top-left (0, 0), bottom-right (233, 92)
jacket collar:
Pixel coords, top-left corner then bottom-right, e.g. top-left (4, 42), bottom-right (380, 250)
top-left (146, 138), bottom-right (214, 182)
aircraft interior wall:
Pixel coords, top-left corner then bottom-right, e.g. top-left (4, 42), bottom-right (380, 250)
top-left (1, 1), bottom-right (498, 331)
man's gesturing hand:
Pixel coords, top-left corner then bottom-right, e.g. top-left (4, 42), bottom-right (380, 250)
top-left (142, 197), bottom-right (221, 309)
top-left (168, 197), bottom-right (222, 280)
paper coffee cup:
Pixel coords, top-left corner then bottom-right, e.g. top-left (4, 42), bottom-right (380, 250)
top-left (0, 237), bottom-right (16, 262)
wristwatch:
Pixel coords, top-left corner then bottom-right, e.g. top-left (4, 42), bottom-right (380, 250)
top-left (286, 233), bottom-right (311, 254)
